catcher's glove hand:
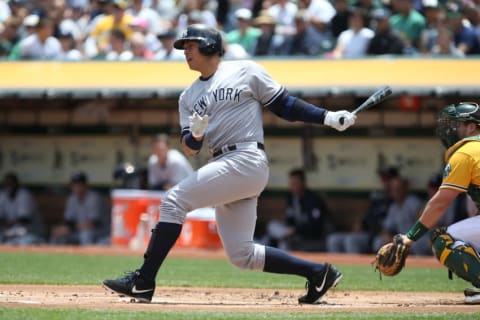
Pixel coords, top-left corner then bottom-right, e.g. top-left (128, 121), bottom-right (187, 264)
top-left (374, 234), bottom-right (410, 277)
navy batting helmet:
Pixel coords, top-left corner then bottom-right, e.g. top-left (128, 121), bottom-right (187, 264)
top-left (174, 24), bottom-right (224, 56)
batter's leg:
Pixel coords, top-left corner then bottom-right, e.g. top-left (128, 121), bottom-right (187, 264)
top-left (140, 152), bottom-right (269, 282)
top-left (215, 197), bottom-right (265, 270)
top-left (215, 197), bottom-right (342, 304)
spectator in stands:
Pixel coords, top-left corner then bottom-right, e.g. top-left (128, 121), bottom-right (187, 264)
top-left (6, 0), bottom-right (28, 24)
top-left (463, 1), bottom-right (480, 44)
top-left (327, 166), bottom-right (399, 254)
top-left (104, 28), bottom-right (130, 60)
top-left (252, 11), bottom-right (286, 56)
top-left (266, 0), bottom-right (298, 37)
top-left (223, 40), bottom-right (251, 59)
top-left (445, 5), bottom-right (480, 55)
top-left (389, 0), bottom-right (426, 52)
top-left (21, 14), bottom-right (40, 37)
top-left (122, 31), bottom-right (154, 60)
top-left (147, 133), bottom-right (193, 191)
top-left (283, 9), bottom-right (330, 55)
top-left (418, 0), bottom-right (445, 54)
top-left (214, 0), bottom-right (234, 32)
top-left (149, 0), bottom-right (177, 26)
top-left (0, 172), bottom-right (45, 245)
top-left (0, 16), bottom-right (21, 57)
top-left (330, 0), bottom-right (352, 38)
top-left (85, 0), bottom-right (112, 33)
top-left (126, 0), bottom-right (162, 36)
top-left (225, 8), bottom-right (261, 55)
top-left (57, 30), bottom-right (84, 60)
top-left (87, 0), bottom-right (134, 58)
top-left (59, 2), bottom-right (90, 42)
top-left (262, 168), bottom-right (332, 251)
top-left (298, 0), bottom-right (336, 52)
top-left (298, 0), bottom-right (336, 35)
top-left (0, 0), bottom-right (11, 24)
top-left (352, 0), bottom-right (382, 15)
top-left (50, 171), bottom-right (109, 245)
top-left (328, 7), bottom-right (374, 58)
top-left (48, 0), bottom-right (69, 37)
top-left (128, 16), bottom-right (161, 53)
top-left (176, 0), bottom-right (217, 35)
top-left (154, 28), bottom-right (185, 60)
top-left (429, 25), bottom-right (465, 57)
top-left (9, 16), bottom-right (62, 60)
top-left (367, 7), bottom-right (405, 55)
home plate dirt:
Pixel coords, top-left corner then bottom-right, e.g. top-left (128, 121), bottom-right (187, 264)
top-left (1, 246), bottom-right (480, 314)
top-left (1, 285), bottom-right (480, 313)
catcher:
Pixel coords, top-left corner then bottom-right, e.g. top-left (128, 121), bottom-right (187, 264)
top-left (375, 102), bottom-right (480, 304)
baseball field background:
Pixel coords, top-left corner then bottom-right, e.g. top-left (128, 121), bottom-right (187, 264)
top-left (2, 59), bottom-right (480, 320)
top-left (1, 245), bottom-right (480, 319)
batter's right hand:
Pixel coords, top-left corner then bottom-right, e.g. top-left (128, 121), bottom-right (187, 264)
top-left (189, 112), bottom-right (209, 139)
top-left (324, 110), bottom-right (356, 132)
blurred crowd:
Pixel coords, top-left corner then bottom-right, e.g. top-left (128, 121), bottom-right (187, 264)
top-left (0, 0), bottom-right (479, 61)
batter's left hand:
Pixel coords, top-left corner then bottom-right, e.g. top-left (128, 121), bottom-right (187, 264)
top-left (189, 112), bottom-right (209, 139)
top-left (324, 110), bottom-right (356, 131)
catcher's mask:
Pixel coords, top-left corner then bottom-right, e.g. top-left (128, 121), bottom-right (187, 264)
top-left (436, 102), bottom-right (480, 148)
top-left (173, 24), bottom-right (225, 57)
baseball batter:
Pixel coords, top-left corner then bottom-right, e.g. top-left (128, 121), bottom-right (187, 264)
top-left (396, 102), bottom-right (480, 304)
top-left (103, 24), bottom-right (356, 304)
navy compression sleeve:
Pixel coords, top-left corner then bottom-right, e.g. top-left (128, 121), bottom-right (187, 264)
top-left (265, 88), bottom-right (328, 123)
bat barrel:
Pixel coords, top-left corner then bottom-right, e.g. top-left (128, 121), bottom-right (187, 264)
top-left (338, 86), bottom-right (392, 125)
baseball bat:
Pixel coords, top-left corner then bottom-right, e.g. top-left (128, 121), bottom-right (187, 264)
top-left (339, 85), bottom-right (393, 125)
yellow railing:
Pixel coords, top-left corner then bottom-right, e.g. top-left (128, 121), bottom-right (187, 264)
top-left (1, 58), bottom-right (478, 90)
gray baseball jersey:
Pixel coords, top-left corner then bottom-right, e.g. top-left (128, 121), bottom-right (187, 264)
top-left (179, 60), bottom-right (283, 152)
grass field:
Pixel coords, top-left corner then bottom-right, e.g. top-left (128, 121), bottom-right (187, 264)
top-left (2, 308), bottom-right (478, 320)
top-left (1, 249), bottom-right (479, 319)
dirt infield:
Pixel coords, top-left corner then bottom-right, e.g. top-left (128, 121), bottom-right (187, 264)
top-left (1, 285), bottom-right (478, 314)
top-left (1, 246), bottom-right (480, 314)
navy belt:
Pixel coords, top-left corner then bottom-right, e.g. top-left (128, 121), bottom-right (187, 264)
top-left (213, 142), bottom-right (265, 158)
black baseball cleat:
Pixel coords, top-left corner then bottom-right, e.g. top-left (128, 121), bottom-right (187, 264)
top-left (103, 270), bottom-right (155, 303)
top-left (298, 263), bottom-right (343, 304)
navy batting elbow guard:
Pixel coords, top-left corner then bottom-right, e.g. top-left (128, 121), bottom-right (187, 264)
top-left (266, 88), bottom-right (327, 123)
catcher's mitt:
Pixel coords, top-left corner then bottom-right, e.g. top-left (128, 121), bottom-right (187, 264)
top-left (374, 234), bottom-right (410, 277)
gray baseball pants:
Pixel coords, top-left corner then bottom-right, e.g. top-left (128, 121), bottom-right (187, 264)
top-left (159, 145), bottom-right (269, 271)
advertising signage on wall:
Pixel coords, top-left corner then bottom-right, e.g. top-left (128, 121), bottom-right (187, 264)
top-left (0, 136), bottom-right (443, 191)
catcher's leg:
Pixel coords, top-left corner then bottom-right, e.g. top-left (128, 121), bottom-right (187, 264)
top-left (430, 227), bottom-right (480, 287)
